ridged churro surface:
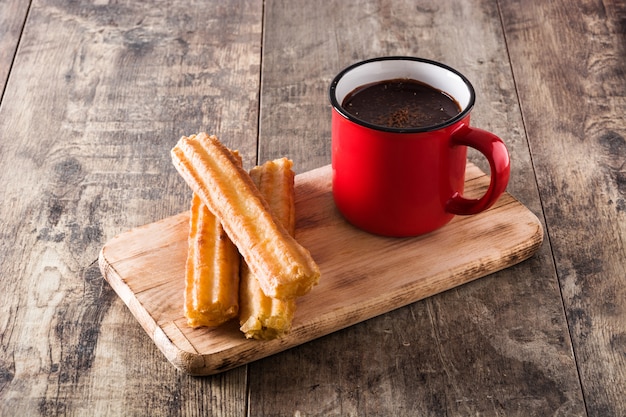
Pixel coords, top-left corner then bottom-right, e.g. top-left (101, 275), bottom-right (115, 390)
top-left (171, 133), bottom-right (320, 300)
top-left (239, 158), bottom-right (297, 339)
top-left (184, 193), bottom-right (240, 327)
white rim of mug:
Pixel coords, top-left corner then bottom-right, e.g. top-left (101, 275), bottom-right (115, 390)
top-left (329, 56), bottom-right (476, 133)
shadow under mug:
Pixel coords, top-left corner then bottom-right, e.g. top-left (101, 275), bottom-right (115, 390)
top-left (329, 56), bottom-right (511, 237)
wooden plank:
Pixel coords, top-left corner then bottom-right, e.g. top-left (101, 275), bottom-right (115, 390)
top-left (500, 0), bottom-right (626, 415)
top-left (99, 162), bottom-right (543, 375)
top-left (0, 0), bottom-right (29, 92)
top-left (0, 0), bottom-right (261, 415)
top-left (254, 0), bottom-right (586, 415)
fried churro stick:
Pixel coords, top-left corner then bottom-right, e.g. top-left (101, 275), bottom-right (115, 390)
top-left (171, 133), bottom-right (320, 300)
top-left (239, 158), bottom-right (297, 339)
top-left (184, 193), bottom-right (240, 327)
top-left (184, 150), bottom-right (243, 327)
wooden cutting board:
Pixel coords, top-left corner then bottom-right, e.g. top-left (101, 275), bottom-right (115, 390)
top-left (99, 163), bottom-right (543, 375)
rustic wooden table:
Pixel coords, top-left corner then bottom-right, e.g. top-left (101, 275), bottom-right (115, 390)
top-left (1, 0), bottom-right (624, 416)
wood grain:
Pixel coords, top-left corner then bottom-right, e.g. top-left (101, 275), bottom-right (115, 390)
top-left (500, 0), bottom-right (626, 415)
top-left (99, 163), bottom-right (543, 375)
top-left (253, 0), bottom-right (586, 415)
top-left (2, 0), bottom-right (622, 414)
top-left (0, 0), bottom-right (29, 93)
top-left (0, 0), bottom-right (260, 415)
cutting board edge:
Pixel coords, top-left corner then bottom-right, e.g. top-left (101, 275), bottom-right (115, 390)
top-left (149, 215), bottom-right (544, 376)
top-left (97, 163), bottom-right (546, 376)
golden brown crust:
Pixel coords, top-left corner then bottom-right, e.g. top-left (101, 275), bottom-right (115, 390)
top-left (248, 158), bottom-right (296, 236)
top-left (184, 193), bottom-right (240, 327)
top-left (239, 158), bottom-right (297, 339)
top-left (171, 133), bottom-right (320, 299)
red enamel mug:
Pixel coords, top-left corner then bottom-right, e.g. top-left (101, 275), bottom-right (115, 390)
top-left (329, 57), bottom-right (511, 237)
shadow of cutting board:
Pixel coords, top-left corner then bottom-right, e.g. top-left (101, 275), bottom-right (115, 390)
top-left (99, 163), bottom-right (543, 375)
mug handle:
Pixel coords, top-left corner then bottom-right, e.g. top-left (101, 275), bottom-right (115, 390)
top-left (446, 125), bottom-right (511, 215)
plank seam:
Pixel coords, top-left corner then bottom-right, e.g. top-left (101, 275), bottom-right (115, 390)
top-left (0, 1), bottom-right (32, 108)
top-left (495, 1), bottom-right (589, 414)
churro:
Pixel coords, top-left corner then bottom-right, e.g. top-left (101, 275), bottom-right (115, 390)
top-left (239, 158), bottom-right (297, 339)
top-left (171, 133), bottom-right (320, 300)
top-left (184, 193), bottom-right (240, 327)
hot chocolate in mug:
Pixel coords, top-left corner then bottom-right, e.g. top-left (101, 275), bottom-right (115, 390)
top-left (329, 56), bottom-right (511, 237)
